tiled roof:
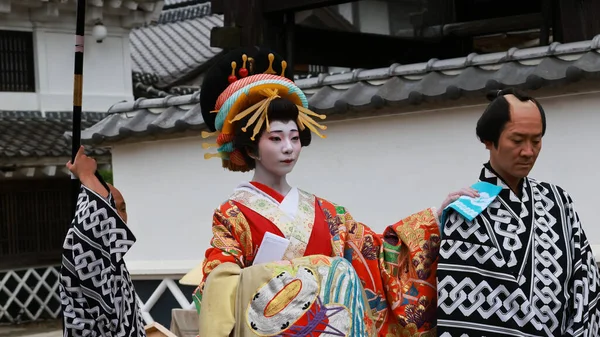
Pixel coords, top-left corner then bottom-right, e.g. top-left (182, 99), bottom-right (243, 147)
top-left (132, 71), bottom-right (200, 98)
top-left (82, 35), bottom-right (600, 146)
top-left (164, 0), bottom-right (204, 8)
top-left (130, 1), bottom-right (223, 88)
top-left (158, 1), bottom-right (212, 24)
top-left (0, 111), bottom-right (110, 159)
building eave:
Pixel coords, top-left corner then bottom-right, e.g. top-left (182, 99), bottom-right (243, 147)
top-left (0, 111), bottom-right (112, 159)
top-left (0, 156), bottom-right (111, 180)
top-left (1, 0), bottom-right (165, 28)
top-left (81, 34), bottom-right (600, 147)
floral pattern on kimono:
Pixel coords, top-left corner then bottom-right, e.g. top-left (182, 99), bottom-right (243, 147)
top-left (194, 182), bottom-right (440, 336)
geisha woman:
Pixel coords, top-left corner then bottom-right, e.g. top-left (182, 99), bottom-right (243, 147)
top-left (182, 47), bottom-right (477, 337)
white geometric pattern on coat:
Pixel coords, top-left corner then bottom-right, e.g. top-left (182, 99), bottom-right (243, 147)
top-left (438, 276), bottom-right (535, 321)
top-left (439, 185), bottom-right (558, 333)
top-left (437, 164), bottom-right (600, 336)
top-left (60, 187), bottom-right (146, 337)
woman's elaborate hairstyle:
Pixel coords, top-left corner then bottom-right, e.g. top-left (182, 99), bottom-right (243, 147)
top-left (199, 47), bottom-right (326, 172)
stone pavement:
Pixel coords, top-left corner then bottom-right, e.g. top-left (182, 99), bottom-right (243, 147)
top-left (0, 326), bottom-right (61, 337)
top-left (22, 331), bottom-right (61, 337)
top-left (0, 320), bottom-right (62, 337)
top-left (0, 327), bottom-right (61, 337)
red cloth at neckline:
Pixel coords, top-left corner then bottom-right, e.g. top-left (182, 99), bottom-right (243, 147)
top-left (234, 182), bottom-right (332, 258)
top-left (249, 181), bottom-right (285, 203)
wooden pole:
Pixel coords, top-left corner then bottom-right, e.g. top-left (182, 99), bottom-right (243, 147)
top-left (70, 0), bottom-right (109, 213)
top-left (65, 5), bottom-right (87, 335)
top-left (70, 0), bottom-right (86, 220)
top-left (72, 0), bottom-right (85, 166)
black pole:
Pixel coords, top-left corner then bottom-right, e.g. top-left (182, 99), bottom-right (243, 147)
top-left (65, 4), bottom-right (86, 335)
top-left (64, 4), bottom-right (111, 333)
top-left (70, 0), bottom-right (111, 212)
top-left (71, 0), bottom-right (86, 215)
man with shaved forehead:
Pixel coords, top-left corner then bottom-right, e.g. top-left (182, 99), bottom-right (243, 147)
top-left (436, 88), bottom-right (600, 336)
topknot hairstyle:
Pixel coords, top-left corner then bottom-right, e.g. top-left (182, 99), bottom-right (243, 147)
top-left (476, 87), bottom-right (546, 147)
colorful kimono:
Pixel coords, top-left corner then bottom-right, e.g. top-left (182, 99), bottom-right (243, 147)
top-left (59, 186), bottom-right (146, 337)
top-left (437, 163), bottom-right (600, 336)
top-left (193, 181), bottom-right (441, 336)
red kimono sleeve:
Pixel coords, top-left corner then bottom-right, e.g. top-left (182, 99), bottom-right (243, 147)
top-left (192, 201), bottom-right (254, 312)
top-left (319, 199), bottom-right (440, 336)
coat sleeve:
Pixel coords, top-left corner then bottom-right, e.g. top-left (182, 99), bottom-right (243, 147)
top-left (564, 192), bottom-right (600, 336)
top-left (192, 201), bottom-right (253, 313)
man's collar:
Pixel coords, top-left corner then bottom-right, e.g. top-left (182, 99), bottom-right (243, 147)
top-left (480, 161), bottom-right (527, 197)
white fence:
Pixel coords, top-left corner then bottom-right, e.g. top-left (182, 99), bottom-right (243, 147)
top-left (0, 265), bottom-right (61, 324)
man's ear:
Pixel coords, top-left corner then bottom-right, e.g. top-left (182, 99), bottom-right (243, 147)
top-left (483, 140), bottom-right (493, 150)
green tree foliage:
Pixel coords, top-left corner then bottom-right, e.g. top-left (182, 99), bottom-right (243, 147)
top-left (98, 169), bottom-right (113, 184)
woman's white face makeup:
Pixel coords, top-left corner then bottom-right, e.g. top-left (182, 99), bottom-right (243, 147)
top-left (254, 120), bottom-right (302, 178)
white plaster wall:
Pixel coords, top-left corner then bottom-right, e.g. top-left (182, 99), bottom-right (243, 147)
top-left (0, 19), bottom-right (132, 112)
top-left (111, 137), bottom-right (254, 274)
top-left (112, 91), bottom-right (600, 275)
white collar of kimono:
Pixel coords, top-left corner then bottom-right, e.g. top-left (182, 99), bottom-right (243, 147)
top-left (235, 182), bottom-right (299, 219)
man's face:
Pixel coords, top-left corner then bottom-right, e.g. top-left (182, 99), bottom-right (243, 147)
top-left (486, 95), bottom-right (543, 181)
top-left (108, 184), bottom-right (128, 223)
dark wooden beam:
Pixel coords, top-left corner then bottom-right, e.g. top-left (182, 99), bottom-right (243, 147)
top-left (553, 0), bottom-right (600, 43)
top-left (293, 26), bottom-right (471, 69)
top-left (236, 0), bottom-right (264, 46)
top-left (394, 13), bottom-right (543, 39)
top-left (213, 0), bottom-right (357, 14)
top-left (442, 14), bottom-right (543, 38)
top-left (211, 0), bottom-right (225, 14)
top-left (212, 0), bottom-right (273, 47)
top-left (285, 12), bottom-right (295, 78)
top-left (540, 0), bottom-right (553, 45)
top-left (262, 13), bottom-right (286, 56)
top-left (210, 27), bottom-right (241, 48)
top-left (262, 0), bottom-right (356, 13)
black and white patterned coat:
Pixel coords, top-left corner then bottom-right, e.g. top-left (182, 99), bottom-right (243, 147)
top-left (59, 186), bottom-right (145, 337)
top-left (437, 163), bottom-right (600, 337)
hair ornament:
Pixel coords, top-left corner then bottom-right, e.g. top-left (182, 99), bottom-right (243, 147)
top-left (199, 47), bottom-right (328, 172)
top-left (239, 54), bottom-right (249, 78)
top-left (228, 62), bottom-right (237, 84)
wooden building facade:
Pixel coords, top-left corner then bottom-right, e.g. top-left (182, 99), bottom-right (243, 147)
top-left (209, 0), bottom-right (600, 74)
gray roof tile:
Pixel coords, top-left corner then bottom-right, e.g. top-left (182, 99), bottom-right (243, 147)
top-left (164, 0), bottom-right (204, 7)
top-left (0, 111), bottom-right (110, 159)
top-left (130, 2), bottom-right (223, 88)
top-left (82, 35), bottom-right (600, 146)
top-left (158, 1), bottom-right (212, 24)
